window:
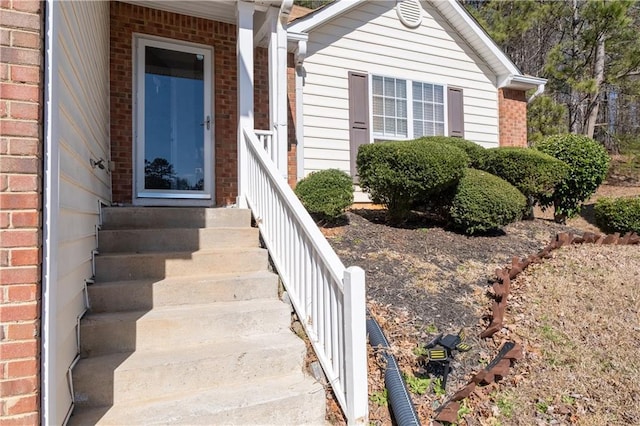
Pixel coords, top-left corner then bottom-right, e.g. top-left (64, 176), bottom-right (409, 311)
top-left (412, 81), bottom-right (445, 137)
top-left (372, 76), bottom-right (408, 138)
top-left (348, 71), bottom-right (465, 178)
top-left (371, 75), bottom-right (446, 140)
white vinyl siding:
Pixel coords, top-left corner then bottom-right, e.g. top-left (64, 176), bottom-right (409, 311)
top-left (48, 2), bottom-right (111, 424)
top-left (301, 0), bottom-right (500, 176)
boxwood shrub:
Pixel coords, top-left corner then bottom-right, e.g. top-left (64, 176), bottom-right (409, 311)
top-left (483, 147), bottom-right (569, 218)
top-left (356, 139), bottom-right (469, 222)
top-left (535, 134), bottom-right (610, 222)
top-left (419, 136), bottom-right (488, 169)
top-left (449, 168), bottom-right (527, 234)
top-left (594, 196), bottom-right (640, 234)
top-left (294, 169), bottom-right (353, 221)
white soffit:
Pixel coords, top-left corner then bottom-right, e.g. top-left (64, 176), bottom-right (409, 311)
top-left (123, 1), bottom-right (239, 24)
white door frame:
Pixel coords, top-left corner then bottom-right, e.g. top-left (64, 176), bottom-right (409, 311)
top-left (133, 34), bottom-right (215, 205)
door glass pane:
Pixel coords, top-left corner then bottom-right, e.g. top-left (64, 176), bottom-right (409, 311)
top-left (144, 46), bottom-right (205, 191)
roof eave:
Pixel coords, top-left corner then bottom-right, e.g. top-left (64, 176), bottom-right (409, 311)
top-left (288, 0), bottom-right (366, 33)
top-left (499, 74), bottom-right (547, 91)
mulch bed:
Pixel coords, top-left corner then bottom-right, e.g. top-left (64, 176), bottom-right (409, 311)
top-left (321, 209), bottom-right (590, 424)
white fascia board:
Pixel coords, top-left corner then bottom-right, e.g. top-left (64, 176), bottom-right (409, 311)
top-left (432, 0), bottom-right (522, 77)
top-left (499, 74), bottom-right (547, 90)
top-left (287, 0), bottom-right (366, 33)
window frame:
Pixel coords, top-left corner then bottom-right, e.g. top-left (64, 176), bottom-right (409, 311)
top-left (368, 73), bottom-right (448, 142)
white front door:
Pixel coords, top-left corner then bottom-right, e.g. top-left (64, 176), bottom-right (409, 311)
top-left (135, 36), bottom-right (213, 202)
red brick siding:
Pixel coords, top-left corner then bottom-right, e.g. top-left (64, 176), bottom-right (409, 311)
top-left (498, 88), bottom-right (528, 147)
top-left (287, 54), bottom-right (297, 187)
top-left (110, 2), bottom-right (239, 205)
top-left (254, 48), bottom-right (296, 187)
top-left (0, 0), bottom-right (43, 423)
top-left (254, 47), bottom-right (270, 131)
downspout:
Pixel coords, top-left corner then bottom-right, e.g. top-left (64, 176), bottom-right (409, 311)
top-left (287, 32), bottom-right (307, 181)
top-left (294, 36), bottom-right (307, 181)
top-left (276, 0), bottom-right (292, 180)
top-left (42, 0), bottom-right (60, 423)
top-left (527, 83), bottom-right (545, 104)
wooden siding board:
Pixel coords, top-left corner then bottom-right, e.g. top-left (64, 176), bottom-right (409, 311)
top-left (302, 0), bottom-right (501, 175)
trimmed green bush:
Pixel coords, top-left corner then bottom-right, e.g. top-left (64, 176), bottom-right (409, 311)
top-left (594, 196), bottom-right (640, 234)
top-left (294, 169), bottom-right (353, 221)
top-left (357, 139), bottom-right (469, 222)
top-left (535, 134), bottom-right (610, 223)
top-left (483, 147), bottom-right (569, 218)
top-left (449, 168), bottom-right (527, 234)
top-left (419, 136), bottom-right (488, 169)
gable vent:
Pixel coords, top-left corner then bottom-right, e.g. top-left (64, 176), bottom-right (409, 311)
top-left (397, 0), bottom-right (422, 28)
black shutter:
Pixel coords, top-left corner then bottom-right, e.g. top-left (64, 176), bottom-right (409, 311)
top-left (348, 71), bottom-right (370, 179)
top-left (448, 87), bottom-right (464, 138)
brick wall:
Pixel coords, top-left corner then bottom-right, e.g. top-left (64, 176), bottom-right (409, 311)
top-left (0, 0), bottom-right (43, 424)
top-left (498, 88), bottom-right (528, 147)
top-left (110, 2), bottom-right (239, 205)
top-left (255, 48), bottom-right (296, 187)
top-left (254, 47), bottom-right (269, 131)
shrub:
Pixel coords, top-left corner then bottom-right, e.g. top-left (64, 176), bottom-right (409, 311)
top-left (483, 147), bottom-right (569, 218)
top-left (294, 169), bottom-right (353, 221)
top-left (449, 168), bottom-right (527, 234)
top-left (594, 197), bottom-right (640, 234)
top-left (419, 136), bottom-right (488, 169)
top-left (535, 134), bottom-right (610, 223)
top-left (357, 139), bottom-right (469, 222)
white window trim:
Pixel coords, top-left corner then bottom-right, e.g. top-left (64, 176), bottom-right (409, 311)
top-left (368, 73), bottom-right (448, 142)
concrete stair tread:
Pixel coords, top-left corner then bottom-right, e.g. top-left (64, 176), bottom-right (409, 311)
top-left (96, 246), bottom-right (266, 258)
top-left (100, 207), bottom-right (251, 230)
top-left (85, 298), bottom-right (290, 324)
top-left (100, 225), bottom-right (254, 233)
top-left (98, 227), bottom-right (259, 253)
top-left (95, 247), bottom-right (268, 281)
top-left (73, 333), bottom-right (309, 406)
top-left (88, 271), bottom-right (279, 312)
top-left (69, 373), bottom-right (326, 425)
top-left (77, 332), bottom-right (306, 373)
top-left (91, 270), bottom-right (277, 290)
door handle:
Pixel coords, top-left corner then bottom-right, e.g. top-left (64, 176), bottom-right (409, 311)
top-left (200, 116), bottom-right (211, 130)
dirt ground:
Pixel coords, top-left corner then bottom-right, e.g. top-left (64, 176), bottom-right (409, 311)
top-left (321, 172), bottom-right (640, 425)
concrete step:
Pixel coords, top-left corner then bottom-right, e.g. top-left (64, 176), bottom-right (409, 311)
top-left (73, 332), bottom-right (308, 407)
top-left (101, 207), bottom-right (251, 230)
top-left (89, 271), bottom-right (279, 313)
top-left (80, 300), bottom-right (292, 357)
top-left (98, 227), bottom-right (259, 253)
top-left (94, 248), bottom-right (268, 282)
top-left (69, 374), bottom-right (326, 426)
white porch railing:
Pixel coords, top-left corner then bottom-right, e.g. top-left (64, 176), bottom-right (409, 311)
top-left (254, 129), bottom-right (275, 164)
top-left (240, 126), bottom-right (368, 425)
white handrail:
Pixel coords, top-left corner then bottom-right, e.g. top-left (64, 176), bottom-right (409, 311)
top-left (254, 129), bottom-right (275, 163)
top-left (241, 126), bottom-right (368, 425)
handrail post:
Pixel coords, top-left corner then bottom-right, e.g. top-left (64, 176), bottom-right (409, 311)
top-left (343, 266), bottom-right (368, 425)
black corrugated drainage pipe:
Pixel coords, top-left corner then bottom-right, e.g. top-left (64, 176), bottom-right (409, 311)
top-left (367, 312), bottom-right (421, 426)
